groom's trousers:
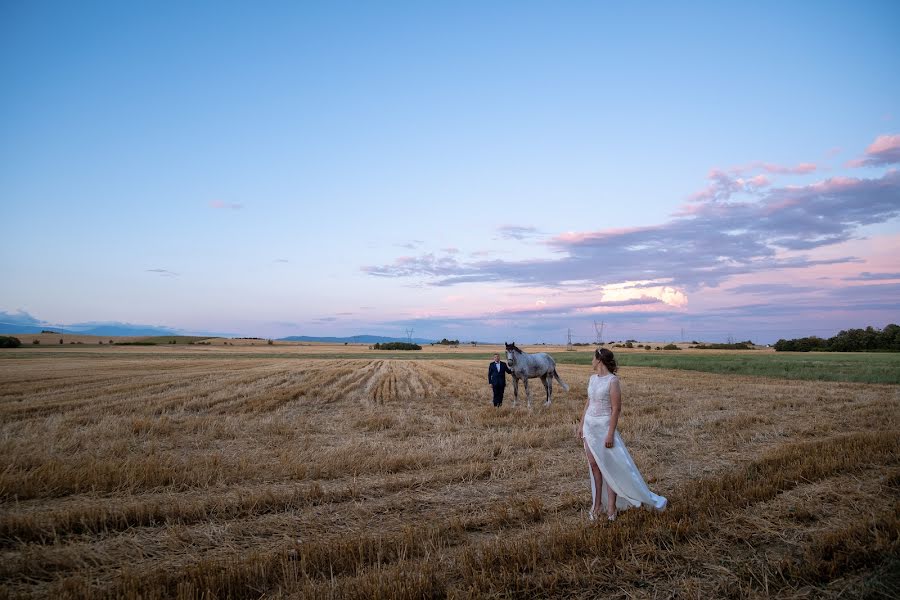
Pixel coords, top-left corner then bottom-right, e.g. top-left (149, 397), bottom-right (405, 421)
top-left (492, 383), bottom-right (505, 407)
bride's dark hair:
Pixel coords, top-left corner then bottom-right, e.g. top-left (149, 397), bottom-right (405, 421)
top-left (595, 347), bottom-right (618, 374)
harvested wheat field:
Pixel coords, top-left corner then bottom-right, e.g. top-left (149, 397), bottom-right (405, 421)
top-left (1, 347), bottom-right (898, 599)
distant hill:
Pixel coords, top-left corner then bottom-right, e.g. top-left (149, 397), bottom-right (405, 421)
top-left (279, 335), bottom-right (436, 345)
top-left (0, 320), bottom-right (227, 338)
top-left (0, 323), bottom-right (44, 334)
top-left (68, 324), bottom-right (180, 337)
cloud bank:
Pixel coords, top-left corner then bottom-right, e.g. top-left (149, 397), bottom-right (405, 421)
top-left (365, 169), bottom-right (899, 291)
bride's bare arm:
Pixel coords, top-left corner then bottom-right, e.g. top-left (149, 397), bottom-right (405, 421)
top-left (605, 378), bottom-right (622, 447)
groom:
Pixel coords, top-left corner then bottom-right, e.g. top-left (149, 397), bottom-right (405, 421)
top-left (487, 352), bottom-right (513, 407)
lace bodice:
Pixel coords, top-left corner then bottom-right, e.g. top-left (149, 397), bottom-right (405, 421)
top-left (586, 374), bottom-right (617, 417)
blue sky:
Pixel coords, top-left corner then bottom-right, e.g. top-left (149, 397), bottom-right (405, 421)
top-left (2, 1), bottom-right (899, 343)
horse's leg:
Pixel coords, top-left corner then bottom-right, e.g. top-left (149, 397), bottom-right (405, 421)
top-left (524, 377), bottom-right (531, 408)
top-left (541, 373), bottom-right (553, 406)
top-left (512, 377), bottom-right (518, 407)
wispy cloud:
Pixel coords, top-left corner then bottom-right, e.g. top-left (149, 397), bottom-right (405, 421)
top-left (734, 161), bottom-right (817, 176)
top-left (396, 240), bottom-right (425, 250)
top-left (727, 283), bottom-right (819, 295)
top-left (688, 169), bottom-right (772, 202)
top-left (273, 258), bottom-right (290, 263)
top-left (496, 225), bottom-right (542, 240)
top-left (146, 268), bottom-right (179, 277)
top-left (209, 200), bottom-right (243, 210)
top-left (843, 271), bottom-right (900, 281)
top-left (846, 134), bottom-right (900, 168)
top-left (687, 159), bottom-right (819, 203)
top-left (363, 253), bottom-right (466, 278)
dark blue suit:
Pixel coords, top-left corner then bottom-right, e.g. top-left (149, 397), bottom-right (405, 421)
top-left (488, 360), bottom-right (513, 407)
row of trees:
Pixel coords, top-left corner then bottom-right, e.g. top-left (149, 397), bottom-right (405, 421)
top-left (774, 324), bottom-right (900, 352)
top-left (373, 342), bottom-right (422, 350)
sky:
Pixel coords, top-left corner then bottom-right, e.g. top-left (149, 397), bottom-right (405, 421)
top-left (2, 1), bottom-right (899, 344)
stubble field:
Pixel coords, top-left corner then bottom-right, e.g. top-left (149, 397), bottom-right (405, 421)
top-left (0, 345), bottom-right (898, 599)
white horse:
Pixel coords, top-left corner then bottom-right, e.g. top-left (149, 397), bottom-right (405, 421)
top-left (505, 342), bottom-right (569, 407)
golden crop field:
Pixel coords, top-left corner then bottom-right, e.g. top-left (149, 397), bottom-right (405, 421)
top-left (1, 345), bottom-right (897, 599)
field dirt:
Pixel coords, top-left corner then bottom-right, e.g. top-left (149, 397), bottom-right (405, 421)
top-left (0, 345), bottom-right (897, 599)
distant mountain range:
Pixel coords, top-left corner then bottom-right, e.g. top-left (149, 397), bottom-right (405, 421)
top-left (0, 312), bottom-right (470, 344)
top-left (0, 320), bottom-right (223, 337)
top-left (0, 319), bottom-right (439, 344)
top-left (0, 322), bottom-right (182, 336)
top-left (279, 335), bottom-right (436, 345)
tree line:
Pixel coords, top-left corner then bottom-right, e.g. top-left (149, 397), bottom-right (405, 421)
top-left (774, 324), bottom-right (900, 352)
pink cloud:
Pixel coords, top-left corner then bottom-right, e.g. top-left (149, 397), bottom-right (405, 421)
top-left (688, 167), bottom-right (792, 204)
top-left (746, 174), bottom-right (771, 188)
top-left (728, 161), bottom-right (817, 176)
top-left (869, 134), bottom-right (900, 154)
top-left (552, 226), bottom-right (656, 244)
top-left (846, 133), bottom-right (900, 167)
top-left (209, 200), bottom-right (243, 210)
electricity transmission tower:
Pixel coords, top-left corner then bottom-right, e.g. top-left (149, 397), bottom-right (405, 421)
top-left (593, 321), bottom-right (604, 345)
top-left (566, 328), bottom-right (573, 351)
top-left (405, 328), bottom-right (414, 343)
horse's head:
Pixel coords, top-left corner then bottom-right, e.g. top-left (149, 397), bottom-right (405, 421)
top-left (505, 342), bottom-right (518, 365)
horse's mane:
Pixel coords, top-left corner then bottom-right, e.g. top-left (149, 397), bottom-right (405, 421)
top-left (506, 343), bottom-right (523, 354)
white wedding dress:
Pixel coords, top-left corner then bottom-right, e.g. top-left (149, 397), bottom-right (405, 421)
top-left (583, 374), bottom-right (668, 514)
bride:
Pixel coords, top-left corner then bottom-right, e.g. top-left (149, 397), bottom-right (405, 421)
top-left (576, 348), bottom-right (668, 521)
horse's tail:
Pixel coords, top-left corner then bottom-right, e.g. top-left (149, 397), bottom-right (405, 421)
top-left (553, 368), bottom-right (570, 391)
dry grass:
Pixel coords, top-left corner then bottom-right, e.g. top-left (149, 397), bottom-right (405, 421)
top-left (0, 346), bottom-right (897, 599)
